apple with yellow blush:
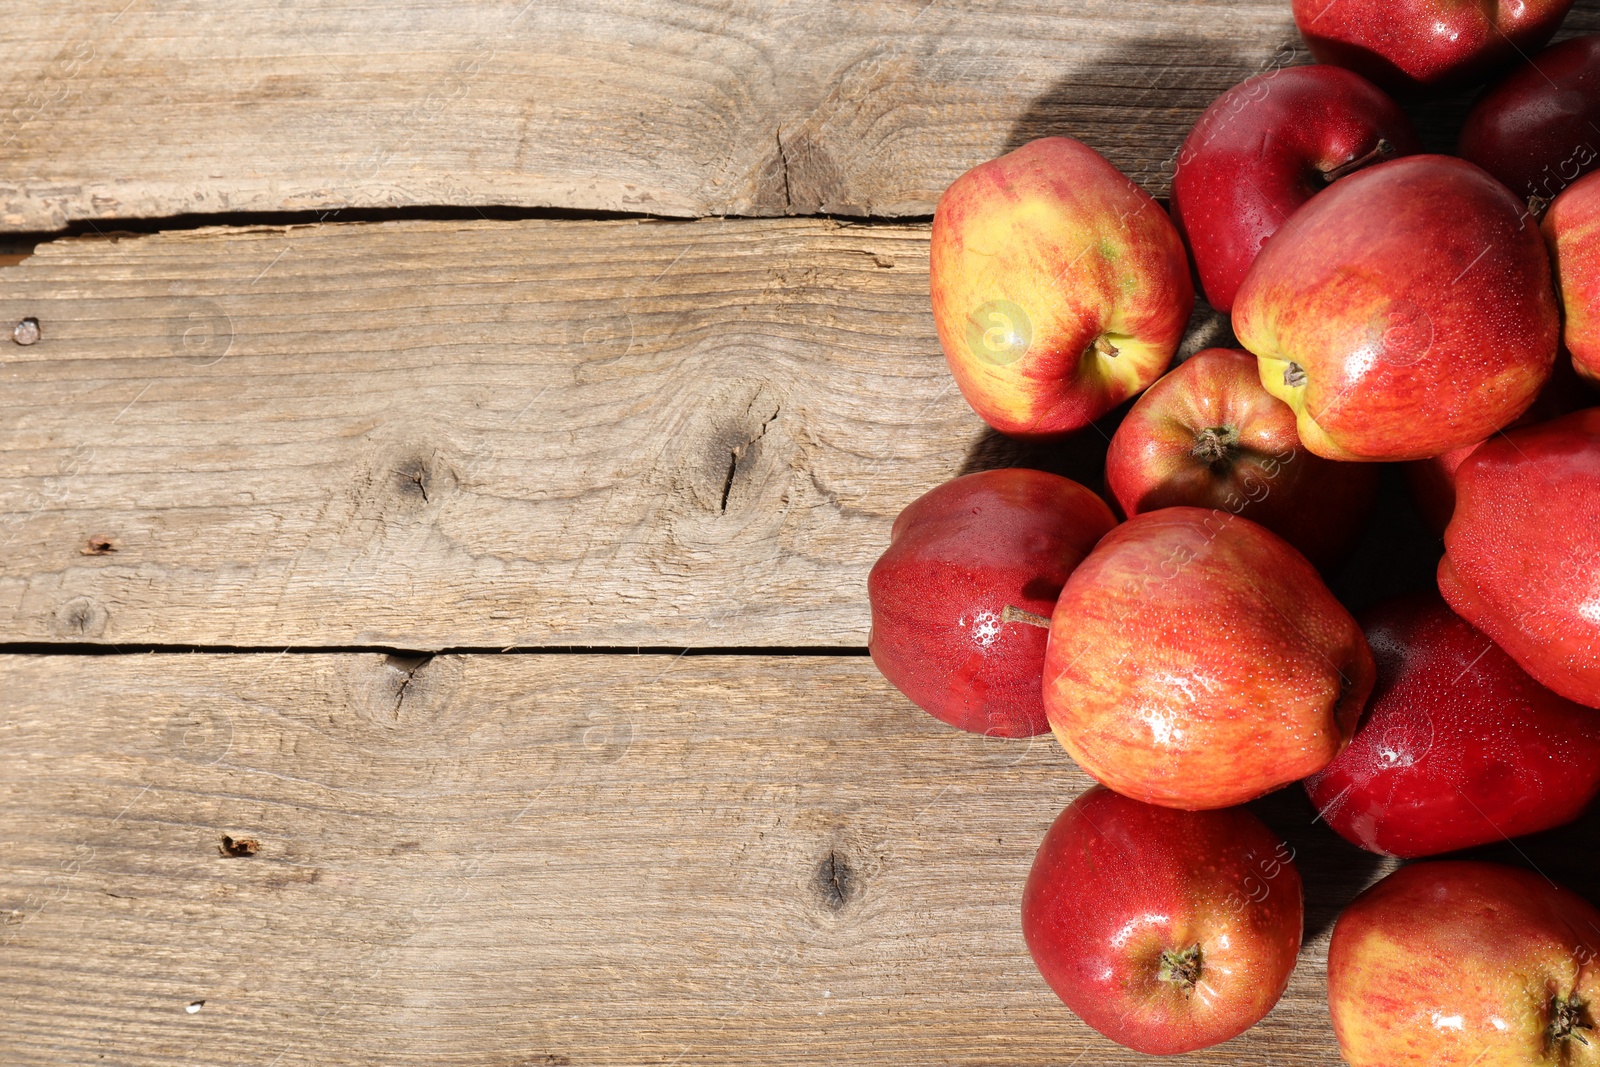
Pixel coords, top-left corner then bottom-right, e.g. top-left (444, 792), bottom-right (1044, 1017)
top-left (931, 137), bottom-right (1194, 439)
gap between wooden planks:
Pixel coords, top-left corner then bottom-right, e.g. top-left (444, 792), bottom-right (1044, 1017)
top-left (0, 652), bottom-right (1391, 1067)
top-left (0, 216), bottom-right (1227, 648)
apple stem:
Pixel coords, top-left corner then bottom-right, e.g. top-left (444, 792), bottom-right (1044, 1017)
top-left (1190, 426), bottom-right (1239, 469)
top-left (1320, 139), bottom-right (1396, 183)
top-left (1157, 944), bottom-right (1203, 994)
top-left (1091, 335), bottom-right (1119, 360)
top-left (1001, 605), bottom-right (1052, 629)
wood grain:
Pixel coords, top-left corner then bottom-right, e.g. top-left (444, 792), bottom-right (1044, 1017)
top-left (0, 0), bottom-right (1295, 228)
top-left (0, 216), bottom-right (1221, 648)
top-left (0, 652), bottom-right (1395, 1066)
top-left (8, 2), bottom-right (1600, 227)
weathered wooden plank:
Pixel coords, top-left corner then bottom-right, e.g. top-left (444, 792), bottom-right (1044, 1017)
top-left (0, 217), bottom-right (944, 646)
top-left (13, 0), bottom-right (1600, 230)
top-left (9, 2), bottom-right (1600, 229)
top-left (0, 653), bottom-right (1394, 1065)
top-left (0, 216), bottom-right (1206, 647)
top-left (0, 0), bottom-right (1317, 228)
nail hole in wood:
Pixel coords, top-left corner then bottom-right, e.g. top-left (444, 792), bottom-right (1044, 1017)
top-left (81, 535), bottom-right (118, 555)
top-left (219, 835), bottom-right (260, 858)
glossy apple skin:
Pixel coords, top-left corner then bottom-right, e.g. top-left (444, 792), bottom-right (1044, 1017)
top-left (1106, 347), bottom-right (1379, 570)
top-left (868, 469), bottom-right (1117, 737)
top-left (1293, 0), bottom-right (1575, 95)
top-left (1043, 507), bottom-right (1375, 809)
top-left (1305, 593), bottom-right (1600, 858)
top-left (1328, 861), bottom-right (1600, 1067)
top-left (1171, 65), bottom-right (1420, 312)
top-left (930, 137), bottom-right (1194, 439)
top-left (1234, 155), bottom-right (1559, 461)
top-left (1440, 408), bottom-right (1600, 709)
top-left (1544, 169), bottom-right (1600, 382)
top-left (1404, 356), bottom-right (1597, 533)
top-left (1461, 35), bottom-right (1600, 203)
top-left (1022, 786), bottom-right (1302, 1055)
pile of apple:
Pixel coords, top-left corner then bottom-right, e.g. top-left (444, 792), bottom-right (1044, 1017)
top-left (868, 2), bottom-right (1600, 1062)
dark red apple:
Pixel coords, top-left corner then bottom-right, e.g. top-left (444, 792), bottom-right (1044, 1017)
top-left (1305, 593), bottom-right (1600, 858)
top-left (1105, 347), bottom-right (1378, 569)
top-left (1460, 34), bottom-right (1600, 204)
top-left (1329, 861), bottom-right (1600, 1066)
top-left (1440, 408), bottom-right (1600, 709)
top-left (1022, 786), bottom-right (1302, 1055)
top-left (1293, 0), bottom-right (1575, 95)
top-left (1044, 507), bottom-right (1374, 809)
top-left (1403, 355), bottom-right (1597, 533)
top-left (1171, 65), bottom-right (1419, 312)
top-left (868, 469), bottom-right (1116, 737)
top-left (1234, 155), bottom-right (1559, 461)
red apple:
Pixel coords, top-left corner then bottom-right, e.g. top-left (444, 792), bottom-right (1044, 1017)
top-left (930, 137), bottom-right (1194, 439)
top-left (1171, 65), bottom-right (1420, 312)
top-left (1293, 0), bottom-right (1575, 94)
top-left (1043, 507), bottom-right (1375, 809)
top-left (868, 469), bottom-right (1116, 737)
top-left (1460, 34), bottom-right (1600, 204)
top-left (1328, 861), bottom-right (1600, 1066)
top-left (1105, 347), bottom-right (1378, 570)
top-left (1404, 356), bottom-right (1598, 533)
top-left (1405, 440), bottom-right (1490, 539)
top-left (1439, 408), bottom-right (1600, 708)
top-left (1234, 155), bottom-right (1559, 461)
top-left (1022, 785), bottom-right (1303, 1055)
top-left (1305, 593), bottom-right (1600, 858)
top-left (1544, 168), bottom-right (1600, 381)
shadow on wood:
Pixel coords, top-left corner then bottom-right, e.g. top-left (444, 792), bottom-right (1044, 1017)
top-left (1454, 795), bottom-right (1600, 913)
top-left (1004, 33), bottom-right (1291, 197)
top-left (1248, 786), bottom-right (1393, 945)
top-left (955, 402), bottom-right (1127, 495)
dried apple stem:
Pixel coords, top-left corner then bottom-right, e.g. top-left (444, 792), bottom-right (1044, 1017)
top-left (1001, 605), bottom-right (1052, 629)
top-left (1190, 425), bottom-right (1239, 468)
top-left (1320, 139), bottom-right (1396, 183)
top-left (1158, 944), bottom-right (1203, 994)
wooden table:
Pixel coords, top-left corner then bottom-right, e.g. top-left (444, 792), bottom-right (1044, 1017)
top-left (6, 3), bottom-right (1600, 1063)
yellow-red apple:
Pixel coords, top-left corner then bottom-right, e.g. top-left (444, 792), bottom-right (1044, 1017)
top-left (930, 137), bottom-right (1193, 439)
top-left (1328, 861), bottom-right (1600, 1066)
top-left (1234, 155), bottom-right (1558, 461)
top-left (1043, 507), bottom-right (1374, 809)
